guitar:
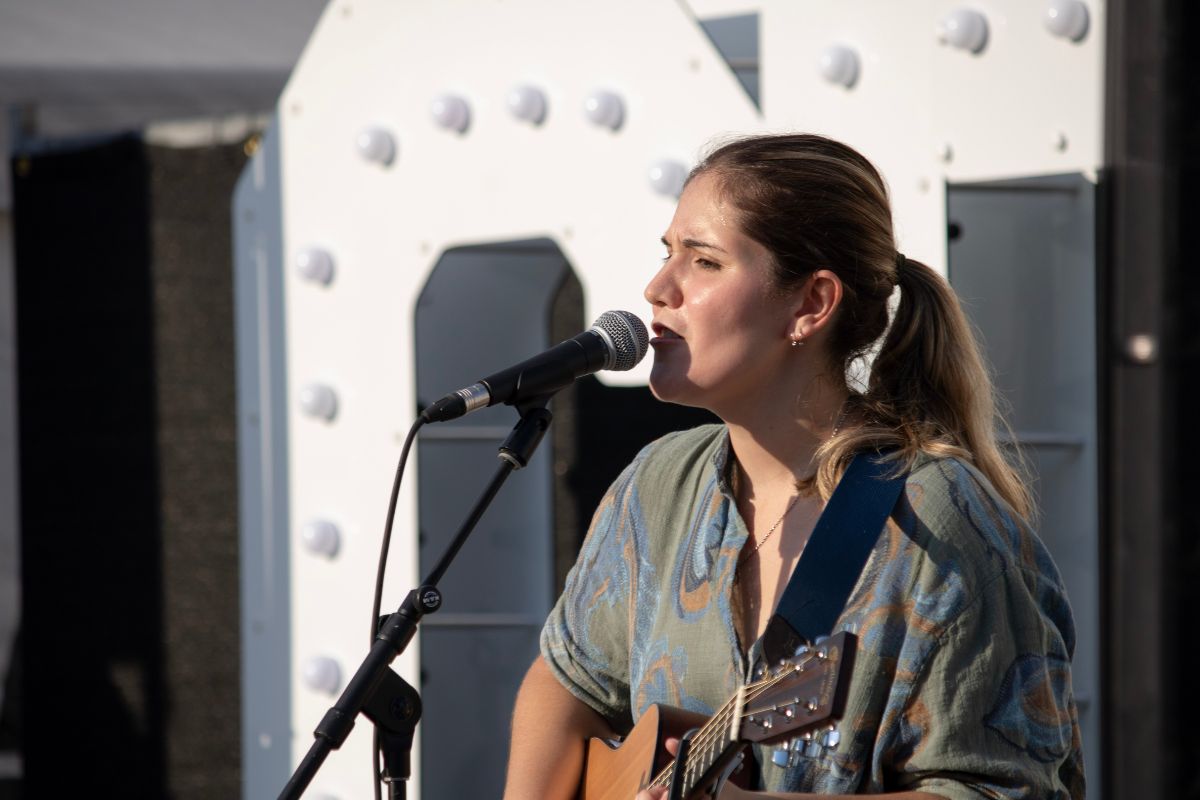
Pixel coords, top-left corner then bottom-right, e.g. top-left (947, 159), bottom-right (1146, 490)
top-left (579, 632), bottom-right (856, 800)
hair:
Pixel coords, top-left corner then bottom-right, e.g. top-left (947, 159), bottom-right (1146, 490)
top-left (690, 132), bottom-right (1033, 521)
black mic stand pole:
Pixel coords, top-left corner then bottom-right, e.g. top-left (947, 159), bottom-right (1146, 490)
top-left (278, 397), bottom-right (555, 800)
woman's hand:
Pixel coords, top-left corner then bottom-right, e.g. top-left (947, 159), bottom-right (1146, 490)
top-left (634, 737), bottom-right (724, 800)
top-left (635, 783), bottom-right (730, 799)
top-left (636, 737), bottom-right (679, 800)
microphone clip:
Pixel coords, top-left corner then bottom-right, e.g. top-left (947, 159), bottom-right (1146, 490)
top-left (498, 395), bottom-right (553, 469)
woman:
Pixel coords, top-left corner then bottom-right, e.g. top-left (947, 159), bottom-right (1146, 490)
top-left (503, 134), bottom-right (1084, 799)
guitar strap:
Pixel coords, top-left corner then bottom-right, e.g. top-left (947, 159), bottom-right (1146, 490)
top-left (760, 450), bottom-right (908, 665)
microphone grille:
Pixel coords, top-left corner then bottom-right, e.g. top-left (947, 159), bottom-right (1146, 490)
top-left (592, 310), bottom-right (649, 371)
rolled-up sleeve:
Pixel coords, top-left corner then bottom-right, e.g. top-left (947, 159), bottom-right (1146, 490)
top-left (540, 459), bottom-right (642, 731)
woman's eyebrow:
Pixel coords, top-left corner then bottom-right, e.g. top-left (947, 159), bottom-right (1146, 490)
top-left (660, 235), bottom-right (728, 254)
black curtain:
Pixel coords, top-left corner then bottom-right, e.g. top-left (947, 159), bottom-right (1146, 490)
top-left (10, 134), bottom-right (244, 798)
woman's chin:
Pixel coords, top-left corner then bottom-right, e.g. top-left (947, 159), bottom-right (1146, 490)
top-left (648, 373), bottom-right (704, 409)
top-left (647, 375), bottom-right (678, 404)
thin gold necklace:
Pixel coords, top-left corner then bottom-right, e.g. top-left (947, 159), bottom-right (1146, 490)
top-left (831, 403), bottom-right (849, 438)
top-left (744, 493), bottom-right (800, 558)
top-left (740, 403), bottom-right (848, 562)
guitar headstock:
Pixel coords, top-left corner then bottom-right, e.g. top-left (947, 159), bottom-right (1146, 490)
top-left (735, 631), bottom-right (856, 759)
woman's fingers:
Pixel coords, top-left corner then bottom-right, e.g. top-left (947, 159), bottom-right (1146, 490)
top-left (635, 786), bottom-right (668, 800)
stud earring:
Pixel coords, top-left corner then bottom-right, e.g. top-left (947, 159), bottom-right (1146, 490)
top-left (790, 334), bottom-right (804, 348)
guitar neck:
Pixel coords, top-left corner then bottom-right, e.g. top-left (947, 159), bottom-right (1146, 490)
top-left (646, 686), bottom-right (746, 798)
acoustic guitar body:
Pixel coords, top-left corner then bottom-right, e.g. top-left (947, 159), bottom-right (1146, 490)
top-left (579, 705), bottom-right (715, 800)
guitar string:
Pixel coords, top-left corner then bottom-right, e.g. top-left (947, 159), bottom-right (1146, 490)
top-left (653, 664), bottom-right (820, 791)
top-left (646, 650), bottom-right (827, 790)
top-left (647, 651), bottom-right (825, 789)
top-left (647, 669), bottom-right (795, 791)
top-left (648, 661), bottom-right (809, 788)
top-left (652, 702), bottom-right (735, 790)
top-left (649, 648), bottom-right (837, 791)
top-left (649, 698), bottom-right (738, 790)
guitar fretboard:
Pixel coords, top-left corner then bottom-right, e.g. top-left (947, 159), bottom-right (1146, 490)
top-left (646, 655), bottom-right (818, 797)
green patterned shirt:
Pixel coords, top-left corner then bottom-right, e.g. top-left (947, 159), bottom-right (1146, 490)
top-left (541, 425), bottom-right (1084, 798)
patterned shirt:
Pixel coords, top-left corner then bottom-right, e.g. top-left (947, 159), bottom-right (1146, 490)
top-left (541, 425), bottom-right (1085, 798)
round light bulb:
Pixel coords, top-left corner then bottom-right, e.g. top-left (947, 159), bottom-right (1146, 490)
top-left (355, 126), bottom-right (396, 165)
top-left (299, 383), bottom-right (338, 421)
top-left (817, 45), bottom-right (860, 88)
top-left (430, 93), bottom-right (471, 133)
top-left (302, 656), bottom-right (342, 695)
top-left (1044, 0), bottom-right (1089, 41)
top-left (301, 519), bottom-right (341, 558)
top-left (296, 247), bottom-right (335, 285)
top-left (583, 90), bottom-right (624, 130)
top-left (937, 8), bottom-right (989, 53)
top-left (648, 159), bottom-right (688, 198)
top-left (507, 85), bottom-right (547, 125)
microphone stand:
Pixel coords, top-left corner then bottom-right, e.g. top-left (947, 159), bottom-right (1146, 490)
top-left (278, 396), bottom-right (555, 800)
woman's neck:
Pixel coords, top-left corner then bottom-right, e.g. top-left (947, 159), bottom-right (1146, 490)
top-left (722, 374), bottom-right (848, 501)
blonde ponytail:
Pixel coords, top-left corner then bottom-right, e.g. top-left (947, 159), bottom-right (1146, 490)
top-left (812, 257), bottom-right (1033, 521)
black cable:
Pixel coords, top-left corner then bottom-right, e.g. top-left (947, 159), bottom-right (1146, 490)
top-left (369, 416), bottom-right (425, 800)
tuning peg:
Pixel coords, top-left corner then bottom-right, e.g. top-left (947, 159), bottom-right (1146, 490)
top-left (823, 728), bottom-right (841, 748)
top-left (805, 738), bottom-right (823, 758)
top-left (793, 643), bottom-right (811, 657)
top-left (774, 736), bottom-right (809, 768)
top-left (813, 635), bottom-right (830, 645)
top-left (746, 713), bottom-right (771, 731)
top-left (789, 737), bottom-right (807, 767)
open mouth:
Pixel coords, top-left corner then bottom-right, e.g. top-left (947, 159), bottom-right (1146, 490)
top-left (652, 323), bottom-right (683, 340)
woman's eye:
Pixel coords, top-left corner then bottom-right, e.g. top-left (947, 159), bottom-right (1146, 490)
top-left (697, 258), bottom-right (721, 270)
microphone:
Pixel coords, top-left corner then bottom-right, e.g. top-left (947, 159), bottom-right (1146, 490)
top-left (420, 310), bottom-right (649, 423)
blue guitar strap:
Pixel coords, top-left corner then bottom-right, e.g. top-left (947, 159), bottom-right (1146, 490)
top-left (760, 450), bottom-right (907, 665)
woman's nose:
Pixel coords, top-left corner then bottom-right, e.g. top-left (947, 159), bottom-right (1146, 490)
top-left (644, 261), bottom-right (680, 308)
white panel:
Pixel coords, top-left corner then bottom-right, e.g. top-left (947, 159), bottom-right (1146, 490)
top-left (761, 0), bottom-right (1104, 272)
top-left (930, 0), bottom-right (1104, 182)
top-left (760, 0), bottom-right (946, 270)
top-left (684, 0), bottom-right (764, 18)
top-left (281, 0), bottom-right (761, 382)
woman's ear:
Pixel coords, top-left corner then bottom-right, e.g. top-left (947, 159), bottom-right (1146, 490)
top-left (789, 269), bottom-right (843, 342)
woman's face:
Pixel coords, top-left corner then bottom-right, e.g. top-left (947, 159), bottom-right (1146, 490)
top-left (644, 172), bottom-right (799, 415)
